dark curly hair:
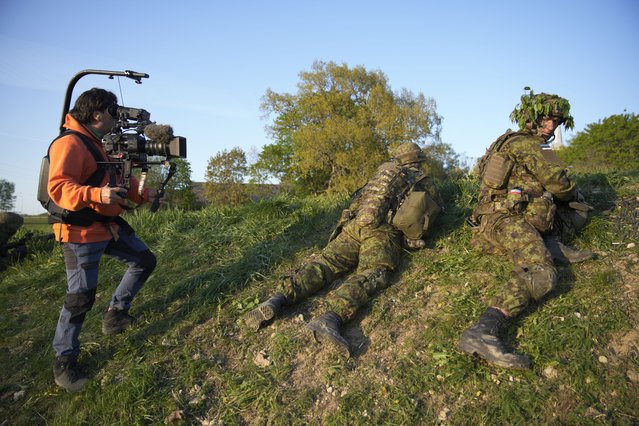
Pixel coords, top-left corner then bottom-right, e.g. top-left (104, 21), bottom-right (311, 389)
top-left (69, 88), bottom-right (118, 124)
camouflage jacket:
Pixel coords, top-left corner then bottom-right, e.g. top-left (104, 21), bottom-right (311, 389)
top-left (473, 130), bottom-right (576, 218)
top-left (352, 160), bottom-right (428, 228)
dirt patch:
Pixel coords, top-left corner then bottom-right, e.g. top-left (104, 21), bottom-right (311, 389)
top-left (609, 330), bottom-right (639, 359)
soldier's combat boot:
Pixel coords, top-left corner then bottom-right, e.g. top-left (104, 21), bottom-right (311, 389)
top-left (307, 311), bottom-right (351, 358)
top-left (102, 308), bottom-right (136, 335)
top-left (243, 293), bottom-right (286, 331)
top-left (543, 235), bottom-right (594, 264)
top-left (53, 356), bottom-right (89, 392)
top-left (458, 307), bottom-right (531, 370)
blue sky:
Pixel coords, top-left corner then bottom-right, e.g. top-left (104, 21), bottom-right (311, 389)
top-left (1, 0), bottom-right (638, 214)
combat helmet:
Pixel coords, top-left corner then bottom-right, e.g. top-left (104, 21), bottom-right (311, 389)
top-left (391, 142), bottom-right (426, 165)
top-left (510, 87), bottom-right (574, 130)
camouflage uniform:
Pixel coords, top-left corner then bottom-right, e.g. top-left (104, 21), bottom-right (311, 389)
top-left (458, 90), bottom-right (592, 370)
top-left (469, 129), bottom-right (576, 316)
top-left (284, 159), bottom-right (437, 320)
top-left (244, 142), bottom-right (440, 356)
top-left (0, 212), bottom-right (24, 248)
top-left (1, 212), bottom-right (25, 269)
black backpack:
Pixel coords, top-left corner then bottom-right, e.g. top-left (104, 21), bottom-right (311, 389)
top-left (37, 130), bottom-right (111, 226)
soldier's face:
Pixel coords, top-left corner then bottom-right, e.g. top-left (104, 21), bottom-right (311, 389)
top-left (539, 117), bottom-right (561, 138)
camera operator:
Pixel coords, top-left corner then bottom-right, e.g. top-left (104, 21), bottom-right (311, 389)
top-left (48, 88), bottom-right (157, 392)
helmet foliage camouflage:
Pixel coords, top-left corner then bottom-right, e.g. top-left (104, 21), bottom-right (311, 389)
top-left (391, 142), bottom-right (426, 165)
top-left (510, 87), bottom-right (574, 130)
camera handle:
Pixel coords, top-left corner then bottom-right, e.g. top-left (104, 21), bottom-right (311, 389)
top-left (150, 162), bottom-right (177, 213)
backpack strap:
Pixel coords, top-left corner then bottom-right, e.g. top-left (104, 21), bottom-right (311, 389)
top-left (48, 130), bottom-right (107, 186)
top-left (44, 130), bottom-right (112, 226)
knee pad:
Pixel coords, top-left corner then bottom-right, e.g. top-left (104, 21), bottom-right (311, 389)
top-left (63, 288), bottom-right (97, 324)
top-left (352, 268), bottom-right (390, 296)
top-left (295, 261), bottom-right (334, 285)
top-left (517, 264), bottom-right (557, 301)
top-left (137, 249), bottom-right (157, 272)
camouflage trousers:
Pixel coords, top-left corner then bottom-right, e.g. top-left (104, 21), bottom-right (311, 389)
top-left (471, 210), bottom-right (556, 317)
top-left (276, 220), bottom-right (401, 321)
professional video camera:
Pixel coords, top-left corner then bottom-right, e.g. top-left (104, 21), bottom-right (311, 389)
top-left (102, 105), bottom-right (186, 162)
top-left (99, 102), bottom-right (187, 211)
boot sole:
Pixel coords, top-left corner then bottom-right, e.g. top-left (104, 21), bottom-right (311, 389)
top-left (307, 324), bottom-right (351, 358)
top-left (244, 305), bottom-right (276, 331)
top-left (102, 323), bottom-right (134, 335)
top-left (458, 334), bottom-right (530, 370)
top-left (54, 376), bottom-right (89, 392)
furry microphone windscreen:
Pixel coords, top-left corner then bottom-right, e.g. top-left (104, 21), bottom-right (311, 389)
top-left (144, 124), bottom-right (174, 144)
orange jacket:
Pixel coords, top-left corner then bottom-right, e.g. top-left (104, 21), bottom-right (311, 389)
top-left (48, 114), bottom-right (150, 243)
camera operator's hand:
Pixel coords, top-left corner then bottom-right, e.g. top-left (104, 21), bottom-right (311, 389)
top-left (100, 186), bottom-right (127, 205)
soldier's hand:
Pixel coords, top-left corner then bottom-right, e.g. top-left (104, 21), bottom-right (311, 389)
top-left (100, 186), bottom-right (127, 205)
top-left (405, 238), bottom-right (426, 249)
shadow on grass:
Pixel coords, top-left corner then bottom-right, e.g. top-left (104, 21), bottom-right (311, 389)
top-left (123, 199), bottom-right (347, 349)
top-left (505, 263), bottom-right (578, 356)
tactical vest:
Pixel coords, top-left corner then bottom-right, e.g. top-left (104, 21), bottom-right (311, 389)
top-left (474, 129), bottom-right (529, 190)
top-left (354, 161), bottom-right (425, 229)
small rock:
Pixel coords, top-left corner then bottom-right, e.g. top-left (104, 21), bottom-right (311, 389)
top-left (627, 243), bottom-right (636, 249)
top-left (543, 366), bottom-right (559, 379)
top-left (438, 408), bottom-right (450, 421)
top-left (627, 369), bottom-right (639, 383)
top-left (164, 410), bottom-right (184, 424)
top-left (12, 390), bottom-right (25, 401)
top-left (598, 355), bottom-right (608, 364)
top-left (574, 312), bottom-right (582, 319)
top-left (253, 350), bottom-right (271, 368)
top-left (585, 406), bottom-right (603, 418)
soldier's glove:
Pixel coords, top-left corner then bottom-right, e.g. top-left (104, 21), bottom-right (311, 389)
top-left (405, 237), bottom-right (426, 249)
top-left (568, 201), bottom-right (594, 212)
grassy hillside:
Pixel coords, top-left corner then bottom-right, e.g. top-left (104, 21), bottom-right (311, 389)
top-left (1, 172), bottom-right (638, 425)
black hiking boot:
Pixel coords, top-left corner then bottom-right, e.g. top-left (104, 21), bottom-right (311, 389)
top-left (53, 356), bottom-right (89, 392)
top-left (543, 236), bottom-right (595, 265)
top-left (307, 311), bottom-right (351, 358)
top-left (458, 307), bottom-right (531, 370)
top-left (243, 293), bottom-right (287, 331)
top-left (102, 308), bottom-right (136, 335)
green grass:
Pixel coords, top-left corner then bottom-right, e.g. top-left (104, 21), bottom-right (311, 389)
top-left (1, 174), bottom-right (638, 425)
top-left (20, 214), bottom-right (51, 233)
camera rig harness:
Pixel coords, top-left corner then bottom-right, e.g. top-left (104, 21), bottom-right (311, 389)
top-left (59, 69), bottom-right (186, 212)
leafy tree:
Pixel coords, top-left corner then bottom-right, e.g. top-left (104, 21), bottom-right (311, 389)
top-left (557, 112), bottom-right (639, 172)
top-left (0, 179), bottom-right (16, 211)
top-left (256, 60), bottom-right (442, 194)
top-left (162, 158), bottom-right (200, 210)
top-left (204, 147), bottom-right (249, 206)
